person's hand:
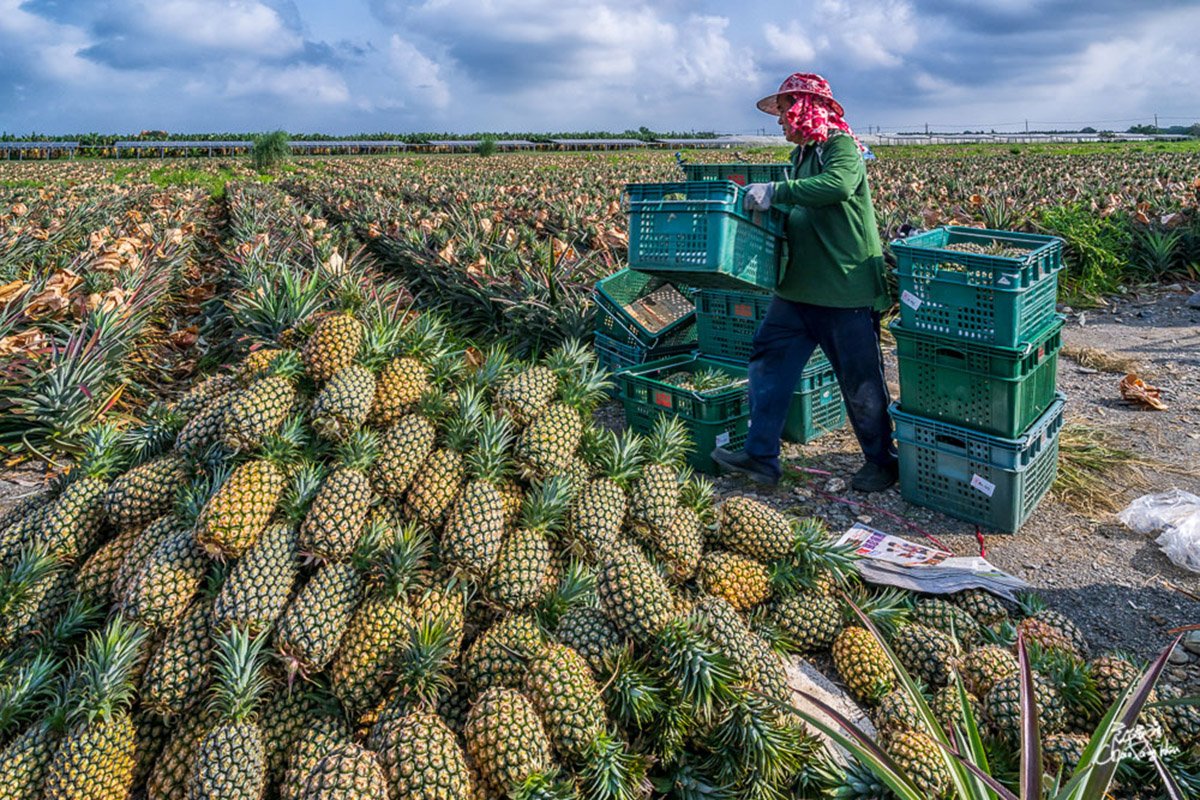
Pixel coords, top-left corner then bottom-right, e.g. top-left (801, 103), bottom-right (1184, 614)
top-left (743, 182), bottom-right (775, 211)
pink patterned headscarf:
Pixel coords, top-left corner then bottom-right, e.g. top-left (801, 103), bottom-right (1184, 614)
top-left (785, 92), bottom-right (866, 154)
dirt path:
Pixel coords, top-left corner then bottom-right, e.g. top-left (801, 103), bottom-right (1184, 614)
top-left (710, 286), bottom-right (1200, 669)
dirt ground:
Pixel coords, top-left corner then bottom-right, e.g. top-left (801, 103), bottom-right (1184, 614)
top-left (703, 284), bottom-right (1200, 680)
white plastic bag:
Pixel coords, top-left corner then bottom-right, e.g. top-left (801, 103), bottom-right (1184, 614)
top-left (1119, 490), bottom-right (1200, 572)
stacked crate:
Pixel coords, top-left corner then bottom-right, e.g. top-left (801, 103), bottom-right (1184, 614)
top-left (591, 268), bottom-right (697, 385)
top-left (610, 161), bottom-right (843, 474)
top-left (888, 227), bottom-right (1066, 532)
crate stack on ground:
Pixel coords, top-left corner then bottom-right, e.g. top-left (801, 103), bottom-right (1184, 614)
top-left (591, 268), bottom-right (697, 382)
top-left (607, 162), bottom-right (844, 474)
top-left (888, 226), bottom-right (1067, 532)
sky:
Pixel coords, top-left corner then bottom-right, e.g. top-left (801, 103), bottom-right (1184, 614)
top-left (1, 0), bottom-right (1198, 136)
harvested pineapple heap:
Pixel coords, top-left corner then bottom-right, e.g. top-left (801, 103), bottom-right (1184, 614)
top-left (2, 304), bottom-right (1196, 800)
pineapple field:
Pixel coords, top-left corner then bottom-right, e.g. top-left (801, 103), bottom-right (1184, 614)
top-left (0, 148), bottom-right (1198, 800)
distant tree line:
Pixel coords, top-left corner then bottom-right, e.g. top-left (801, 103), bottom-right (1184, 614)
top-left (0, 127), bottom-right (719, 144)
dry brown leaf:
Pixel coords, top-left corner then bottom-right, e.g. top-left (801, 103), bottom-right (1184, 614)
top-left (1119, 373), bottom-right (1168, 410)
top-left (0, 328), bottom-right (46, 357)
top-left (0, 280), bottom-right (30, 305)
top-left (10, 202), bottom-right (28, 217)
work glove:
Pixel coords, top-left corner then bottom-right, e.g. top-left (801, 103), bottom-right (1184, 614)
top-left (743, 182), bottom-right (775, 212)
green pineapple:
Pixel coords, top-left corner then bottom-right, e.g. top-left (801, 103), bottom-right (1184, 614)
top-left (567, 428), bottom-right (642, 561)
top-left (367, 312), bottom-right (445, 426)
top-left (39, 425), bottom-right (125, 562)
top-left (911, 597), bottom-right (983, 647)
top-left (235, 348), bottom-right (285, 387)
top-left (441, 412), bottom-right (515, 578)
top-left (222, 350), bottom-right (304, 451)
top-left (259, 687), bottom-right (324, 786)
top-left (514, 362), bottom-right (610, 479)
top-left (173, 372), bottom-right (238, 418)
top-left (873, 689), bottom-right (923, 734)
top-left (120, 510), bottom-right (208, 630)
top-left (75, 524), bottom-right (142, 606)
top-left (949, 588), bottom-right (1009, 626)
top-left (102, 453), bottom-right (190, 528)
top-left (0, 491), bottom-right (54, 568)
top-left (554, 604), bottom-right (626, 675)
top-left (486, 477), bottom-right (572, 612)
top-left (885, 728), bottom-right (951, 799)
top-left (698, 549), bottom-right (771, 611)
top-left (595, 540), bottom-right (676, 643)
top-left (111, 513), bottom-right (186, 604)
top-left (298, 742), bottom-right (389, 799)
top-left (464, 612), bottom-right (547, 693)
top-left (930, 683), bottom-right (981, 731)
top-left (310, 363), bottom-right (376, 441)
top-left (642, 471), bottom-right (710, 583)
top-left (370, 394), bottom-right (440, 497)
top-left (770, 590), bottom-right (843, 653)
top-left (42, 617), bottom-right (150, 800)
top-left (1042, 732), bottom-right (1089, 777)
top-left (984, 671), bottom-right (1065, 742)
top-left (0, 547), bottom-right (73, 650)
top-left (495, 340), bottom-right (590, 428)
top-left (717, 495), bottom-right (796, 563)
top-left (370, 708), bottom-right (474, 800)
top-left (210, 521), bottom-right (301, 634)
top-left (959, 644), bottom-right (1018, 699)
top-left (303, 312), bottom-right (363, 382)
top-left (140, 592), bottom-right (215, 718)
top-left (524, 642), bottom-right (607, 760)
top-left (300, 430), bottom-right (378, 562)
top-left (831, 626), bottom-right (894, 704)
top-left (280, 708), bottom-right (353, 800)
top-left (464, 687), bottom-right (554, 796)
top-left (146, 706), bottom-right (218, 800)
top-left (404, 384), bottom-right (483, 527)
top-left (274, 558), bottom-right (366, 681)
top-left (173, 388), bottom-right (238, 456)
top-left (890, 623), bottom-right (960, 689)
top-left (186, 627), bottom-right (271, 800)
top-left (628, 415), bottom-right (690, 533)
top-left (0, 716), bottom-right (62, 800)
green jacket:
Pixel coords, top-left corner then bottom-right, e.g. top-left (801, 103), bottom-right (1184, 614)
top-left (771, 132), bottom-right (889, 311)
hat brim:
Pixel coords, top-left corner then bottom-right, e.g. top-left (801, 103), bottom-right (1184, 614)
top-left (755, 91), bottom-right (845, 118)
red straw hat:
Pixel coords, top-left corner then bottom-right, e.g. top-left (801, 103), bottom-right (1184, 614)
top-left (756, 72), bottom-right (844, 118)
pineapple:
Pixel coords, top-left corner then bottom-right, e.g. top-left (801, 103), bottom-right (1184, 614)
top-left (770, 590), bottom-right (843, 653)
top-left (111, 514), bottom-right (183, 610)
top-left (147, 707), bottom-right (218, 800)
top-left (186, 627), bottom-right (271, 800)
top-left (513, 362), bottom-right (610, 479)
top-left (259, 687), bottom-right (324, 786)
top-left (1042, 732), bottom-right (1089, 777)
top-left (0, 717), bottom-right (62, 800)
top-left (930, 683), bottom-right (980, 731)
top-left (984, 671), bottom-right (1065, 742)
top-left (464, 687), bottom-right (554, 796)
top-left (0, 547), bottom-right (73, 650)
top-left (331, 522), bottom-right (430, 721)
top-left (75, 524), bottom-right (142, 605)
top-left (102, 453), bottom-right (190, 528)
top-left (464, 612), bottom-right (547, 693)
top-left (310, 363), bottom-right (376, 441)
top-left (120, 514), bottom-right (208, 630)
top-left (298, 742), bottom-right (389, 800)
top-left (441, 412), bottom-right (515, 578)
top-left (494, 340), bottom-right (589, 428)
top-left (404, 384), bottom-right (483, 527)
top-left (628, 415), bottom-right (690, 533)
top-left (642, 472), bottom-right (710, 583)
top-left (1158, 684), bottom-right (1200, 749)
top-left (885, 728), bottom-right (951, 799)
top-left (370, 709), bottom-right (474, 800)
top-left (174, 388), bottom-right (238, 456)
top-left (554, 604), bottom-right (626, 675)
top-left (890, 623), bottom-right (960, 688)
top-left (140, 593), bottom-right (215, 718)
top-left (279, 709), bottom-right (353, 800)
top-left (959, 644), bottom-right (1018, 699)
top-left (303, 311), bottom-right (363, 382)
top-left (596, 540), bottom-right (676, 644)
top-left (1017, 594), bottom-right (1089, 656)
top-left (370, 395), bottom-right (440, 497)
top-left (274, 559), bottom-right (366, 680)
top-left (566, 428), bottom-right (642, 561)
top-left (235, 348), bottom-right (285, 387)
top-left (717, 495), bottom-right (796, 563)
top-left (692, 592), bottom-right (758, 676)
top-left (173, 372), bottom-right (238, 417)
top-left (222, 350), bottom-right (304, 451)
top-left (911, 598), bottom-right (983, 647)
top-left (949, 588), bottom-right (1009, 626)
top-left (698, 549), bottom-right (771, 611)
top-left (210, 522), bottom-right (301, 634)
top-left (486, 476), bottom-right (572, 612)
top-left (873, 689), bottom-right (923, 734)
top-left (39, 425), bottom-right (124, 562)
top-left (300, 430), bottom-right (377, 562)
top-left (367, 312), bottom-right (446, 426)
top-left (42, 617), bottom-right (149, 800)
top-left (1088, 653), bottom-right (1145, 711)
top-left (0, 491), bottom-right (53, 567)
top-left (831, 626), bottom-right (894, 704)
top-left (524, 643), bottom-right (607, 760)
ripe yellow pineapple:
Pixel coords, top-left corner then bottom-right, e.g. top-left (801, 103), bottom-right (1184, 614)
top-left (404, 385), bottom-right (483, 527)
top-left (514, 363), bottom-right (610, 479)
top-left (641, 472), bottom-right (711, 583)
top-left (297, 742), bottom-right (389, 800)
top-left (140, 594), bottom-right (215, 718)
top-left (464, 687), bottom-right (554, 796)
top-left (831, 626), bottom-right (894, 704)
top-left (523, 643), bottom-right (606, 759)
top-left (567, 429), bottom-right (642, 561)
top-left (698, 549), bottom-right (771, 611)
top-left (486, 477), bottom-right (571, 612)
top-left (196, 459), bottom-right (287, 559)
top-left (39, 425), bottom-right (124, 563)
top-left (441, 413), bottom-right (514, 578)
top-left (300, 430), bottom-right (378, 562)
top-left (628, 415), bottom-right (690, 534)
top-left (885, 728), bottom-right (952, 799)
top-left (303, 312), bottom-right (363, 382)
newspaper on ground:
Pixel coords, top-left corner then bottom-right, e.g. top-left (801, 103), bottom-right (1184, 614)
top-left (835, 523), bottom-right (1029, 601)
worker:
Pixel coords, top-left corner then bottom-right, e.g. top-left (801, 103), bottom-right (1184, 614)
top-left (711, 73), bottom-right (898, 492)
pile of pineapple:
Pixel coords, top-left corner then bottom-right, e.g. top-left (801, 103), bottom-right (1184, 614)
top-left (2, 298), bottom-right (1196, 800)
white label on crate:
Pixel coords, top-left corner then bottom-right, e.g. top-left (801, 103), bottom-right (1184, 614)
top-left (970, 474), bottom-right (997, 497)
top-left (900, 290), bottom-right (923, 311)
top-left (715, 432), bottom-right (731, 447)
top-left (997, 275), bottom-right (1012, 286)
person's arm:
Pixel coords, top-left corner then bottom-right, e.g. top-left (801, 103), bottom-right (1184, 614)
top-left (771, 135), bottom-right (861, 207)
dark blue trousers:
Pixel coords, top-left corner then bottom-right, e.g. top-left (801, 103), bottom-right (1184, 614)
top-left (745, 298), bottom-right (897, 477)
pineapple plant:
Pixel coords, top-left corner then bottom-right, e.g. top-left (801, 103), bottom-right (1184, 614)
top-left (186, 627), bottom-right (271, 800)
top-left (222, 350), bottom-right (304, 451)
top-left (890, 623), bottom-right (960, 689)
top-left (524, 642), bottom-right (607, 760)
top-left (698, 549), bottom-right (771, 611)
top-left (486, 476), bottom-right (572, 612)
top-left (303, 311), bottom-right (363, 382)
top-left (595, 540), bottom-right (676, 644)
top-left (102, 453), bottom-right (190, 528)
top-left (298, 742), bottom-right (389, 799)
top-left (513, 361), bottom-right (610, 479)
top-left (831, 626), bottom-right (894, 704)
top-left (310, 363), bottom-right (376, 441)
top-left (39, 425), bottom-right (125, 562)
top-left (884, 728), bottom-right (951, 799)
top-left (627, 415), bottom-right (690, 534)
top-left (567, 428), bottom-right (642, 561)
top-left (42, 617), bottom-right (149, 800)
top-left (464, 686), bottom-right (555, 796)
top-left (300, 429), bottom-right (377, 562)
top-left (441, 412), bottom-right (515, 578)
top-left (404, 384), bottom-right (483, 527)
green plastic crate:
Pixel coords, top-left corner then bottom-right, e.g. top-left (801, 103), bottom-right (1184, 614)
top-left (693, 288), bottom-right (835, 370)
top-left (710, 357), bottom-right (845, 443)
top-left (594, 269), bottom-right (697, 350)
top-left (593, 332), bottom-right (696, 396)
top-left (891, 395), bottom-right (1064, 533)
top-left (892, 316), bottom-right (1063, 438)
top-left (679, 162), bottom-right (791, 185)
top-left (623, 181), bottom-right (785, 291)
top-left (891, 226), bottom-right (1064, 347)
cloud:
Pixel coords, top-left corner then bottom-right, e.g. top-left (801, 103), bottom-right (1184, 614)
top-left (223, 63), bottom-right (350, 105)
top-left (386, 35), bottom-right (451, 110)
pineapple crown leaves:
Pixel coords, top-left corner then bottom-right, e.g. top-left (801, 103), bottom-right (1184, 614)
top-left (603, 647), bottom-right (667, 731)
top-left (428, 347), bottom-right (470, 391)
top-left (594, 428), bottom-right (645, 487)
top-left (258, 414), bottom-right (310, 471)
top-left (38, 595), bottom-right (105, 654)
top-left (393, 617), bottom-right (459, 709)
top-left (278, 460), bottom-right (329, 524)
top-left (72, 423), bottom-right (129, 481)
top-left (466, 342), bottom-right (516, 392)
top-left (845, 585), bottom-right (912, 640)
top-left (176, 466), bottom-right (231, 525)
top-left (644, 414), bottom-right (693, 467)
top-left (466, 412), bottom-right (516, 482)
top-left (1032, 645), bottom-right (1103, 717)
top-left (64, 616), bottom-right (150, 728)
top-left (1014, 590), bottom-right (1048, 618)
top-left (519, 476), bottom-right (576, 535)
top-left (649, 753), bottom-right (732, 800)
top-left (367, 520), bottom-right (432, 601)
top-left (555, 361), bottom-right (614, 413)
top-left (0, 650), bottom-right (62, 738)
top-left (121, 402), bottom-right (186, 466)
top-left (534, 558), bottom-right (595, 631)
top-left (335, 427), bottom-right (380, 472)
top-left (577, 732), bottom-right (653, 800)
top-left (207, 625), bottom-right (271, 724)
top-left (261, 347), bottom-right (306, 382)
top-left (679, 472), bottom-right (716, 521)
top-left (509, 771), bottom-right (578, 800)
top-left (701, 690), bottom-right (810, 788)
top-left (356, 302), bottom-right (413, 370)
top-left (227, 264), bottom-right (329, 346)
top-left (651, 617), bottom-right (739, 722)
top-left (0, 546), bottom-right (63, 620)
top-left (545, 337), bottom-right (595, 376)
top-left (440, 383), bottom-right (486, 452)
top-left (788, 517), bottom-right (859, 582)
